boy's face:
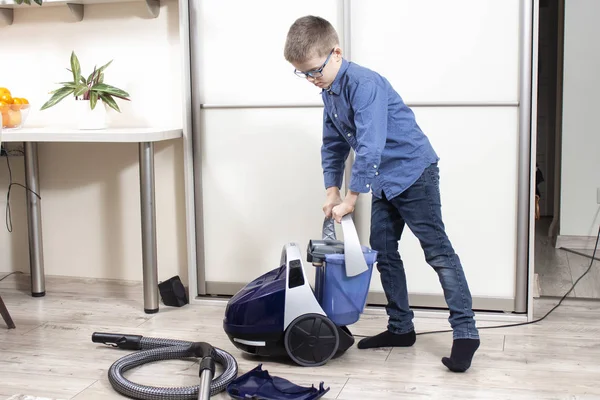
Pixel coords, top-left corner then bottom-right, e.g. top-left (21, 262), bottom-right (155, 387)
top-left (291, 47), bottom-right (342, 90)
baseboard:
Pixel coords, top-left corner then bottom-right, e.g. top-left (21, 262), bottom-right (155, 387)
top-left (555, 235), bottom-right (598, 249)
top-left (204, 281), bottom-right (516, 313)
top-left (533, 273), bottom-right (541, 298)
top-left (366, 291), bottom-right (515, 313)
top-left (192, 295), bottom-right (527, 323)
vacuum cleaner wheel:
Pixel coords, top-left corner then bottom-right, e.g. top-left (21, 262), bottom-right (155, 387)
top-left (284, 313), bottom-right (340, 367)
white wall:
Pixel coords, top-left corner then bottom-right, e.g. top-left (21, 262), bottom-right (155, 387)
top-left (0, 0), bottom-right (188, 283)
top-left (195, 0), bottom-right (524, 308)
top-left (349, 0), bottom-right (520, 300)
top-left (560, 0), bottom-right (600, 238)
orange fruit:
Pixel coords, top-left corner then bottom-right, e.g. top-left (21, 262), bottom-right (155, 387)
top-left (0, 92), bottom-right (12, 104)
top-left (0, 102), bottom-right (10, 128)
top-left (20, 97), bottom-right (29, 104)
top-left (0, 87), bottom-right (10, 96)
top-left (4, 109), bottom-right (21, 128)
top-left (11, 98), bottom-right (23, 111)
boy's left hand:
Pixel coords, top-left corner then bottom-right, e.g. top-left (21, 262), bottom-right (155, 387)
top-left (332, 201), bottom-right (355, 223)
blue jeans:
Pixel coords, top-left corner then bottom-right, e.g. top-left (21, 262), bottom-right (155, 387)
top-left (369, 163), bottom-right (479, 340)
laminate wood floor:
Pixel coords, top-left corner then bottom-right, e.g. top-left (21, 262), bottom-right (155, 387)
top-left (535, 217), bottom-right (600, 299)
top-left (1, 272), bottom-right (600, 399)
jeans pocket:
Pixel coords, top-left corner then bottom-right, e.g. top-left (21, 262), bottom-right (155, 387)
top-left (426, 163), bottom-right (440, 194)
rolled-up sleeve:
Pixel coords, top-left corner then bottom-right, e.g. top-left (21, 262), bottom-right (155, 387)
top-left (321, 109), bottom-right (350, 190)
top-left (348, 80), bottom-right (387, 193)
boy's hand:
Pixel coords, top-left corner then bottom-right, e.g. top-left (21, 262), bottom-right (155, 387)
top-left (329, 190), bottom-right (359, 223)
top-left (332, 201), bottom-right (355, 223)
top-left (323, 188), bottom-right (342, 218)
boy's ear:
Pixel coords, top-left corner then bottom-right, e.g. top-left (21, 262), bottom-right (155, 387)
top-left (333, 46), bottom-right (343, 60)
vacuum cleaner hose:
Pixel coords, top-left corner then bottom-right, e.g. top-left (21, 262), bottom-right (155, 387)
top-left (92, 332), bottom-right (238, 400)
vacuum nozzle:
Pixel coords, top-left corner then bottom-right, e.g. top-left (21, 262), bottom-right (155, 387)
top-left (307, 239), bottom-right (344, 264)
top-left (92, 332), bottom-right (143, 350)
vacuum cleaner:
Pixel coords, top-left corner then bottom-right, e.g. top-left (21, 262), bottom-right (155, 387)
top-left (223, 215), bottom-right (378, 367)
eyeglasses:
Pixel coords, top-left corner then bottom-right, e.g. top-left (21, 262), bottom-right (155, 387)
top-left (294, 49), bottom-right (334, 79)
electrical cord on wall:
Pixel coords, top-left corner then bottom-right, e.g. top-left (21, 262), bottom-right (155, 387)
top-left (4, 153), bottom-right (41, 233)
top-left (356, 223), bottom-right (600, 338)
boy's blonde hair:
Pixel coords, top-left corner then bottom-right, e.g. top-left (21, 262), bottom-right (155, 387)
top-left (284, 16), bottom-right (339, 64)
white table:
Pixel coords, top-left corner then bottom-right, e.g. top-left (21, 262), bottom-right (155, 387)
top-left (1, 127), bottom-right (183, 313)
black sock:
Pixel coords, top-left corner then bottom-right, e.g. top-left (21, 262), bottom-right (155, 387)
top-left (357, 330), bottom-right (416, 349)
top-left (441, 339), bottom-right (480, 372)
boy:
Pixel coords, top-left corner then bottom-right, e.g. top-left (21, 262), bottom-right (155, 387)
top-left (284, 15), bottom-right (480, 372)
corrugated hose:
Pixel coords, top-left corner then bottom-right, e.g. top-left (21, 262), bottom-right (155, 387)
top-left (92, 332), bottom-right (238, 400)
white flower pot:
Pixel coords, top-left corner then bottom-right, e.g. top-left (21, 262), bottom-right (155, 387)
top-left (75, 99), bottom-right (107, 130)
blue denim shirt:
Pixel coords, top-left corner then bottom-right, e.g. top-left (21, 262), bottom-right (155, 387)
top-left (321, 59), bottom-right (439, 200)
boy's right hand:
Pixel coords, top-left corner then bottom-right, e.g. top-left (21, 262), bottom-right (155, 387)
top-left (323, 187), bottom-right (342, 218)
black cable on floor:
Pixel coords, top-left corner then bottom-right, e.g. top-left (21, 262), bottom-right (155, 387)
top-left (562, 247), bottom-right (600, 262)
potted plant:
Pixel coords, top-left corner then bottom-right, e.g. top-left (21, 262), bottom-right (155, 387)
top-left (41, 51), bottom-right (131, 129)
top-left (13, 0), bottom-right (43, 4)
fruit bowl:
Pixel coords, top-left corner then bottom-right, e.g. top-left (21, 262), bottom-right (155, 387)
top-left (1, 103), bottom-right (30, 130)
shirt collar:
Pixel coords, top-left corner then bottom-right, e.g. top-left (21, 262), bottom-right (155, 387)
top-left (324, 58), bottom-right (349, 95)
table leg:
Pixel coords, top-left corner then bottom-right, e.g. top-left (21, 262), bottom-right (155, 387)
top-left (139, 142), bottom-right (159, 313)
top-left (0, 294), bottom-right (16, 329)
top-left (24, 142), bottom-right (45, 297)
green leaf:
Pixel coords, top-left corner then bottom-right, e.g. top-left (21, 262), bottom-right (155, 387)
top-left (99, 93), bottom-right (121, 113)
top-left (50, 82), bottom-right (77, 93)
top-left (98, 72), bottom-right (104, 84)
top-left (80, 76), bottom-right (87, 85)
top-left (34, 0), bottom-right (43, 5)
top-left (87, 66), bottom-right (97, 86)
top-left (85, 60), bottom-right (112, 86)
top-left (96, 60), bottom-right (113, 75)
top-left (40, 87), bottom-right (74, 111)
top-left (92, 83), bottom-right (130, 100)
top-left (70, 51), bottom-right (81, 87)
top-left (73, 84), bottom-right (88, 98)
top-left (90, 91), bottom-right (98, 110)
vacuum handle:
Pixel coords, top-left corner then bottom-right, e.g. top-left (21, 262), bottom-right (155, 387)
top-left (192, 342), bottom-right (215, 400)
top-left (198, 357), bottom-right (214, 400)
top-left (340, 214), bottom-right (369, 277)
top-left (323, 217), bottom-right (337, 240)
top-left (198, 368), bottom-right (213, 400)
top-left (322, 217), bottom-right (336, 241)
top-left (91, 332), bottom-right (142, 350)
top-left (317, 215), bottom-right (369, 277)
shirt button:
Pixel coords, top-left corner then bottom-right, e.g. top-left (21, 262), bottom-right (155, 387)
top-left (347, 133), bottom-right (351, 137)
top-left (375, 172), bottom-right (379, 176)
top-left (366, 184), bottom-right (370, 188)
top-left (334, 114), bottom-right (338, 118)
top-left (373, 164), bottom-right (377, 168)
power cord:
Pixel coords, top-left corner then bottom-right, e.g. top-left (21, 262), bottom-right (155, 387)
top-left (357, 223), bottom-right (600, 338)
top-left (3, 152), bottom-right (41, 233)
top-left (0, 271), bottom-right (23, 282)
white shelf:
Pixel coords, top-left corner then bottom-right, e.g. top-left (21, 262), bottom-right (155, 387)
top-left (0, 0), bottom-right (160, 25)
top-left (0, 127), bottom-right (182, 143)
